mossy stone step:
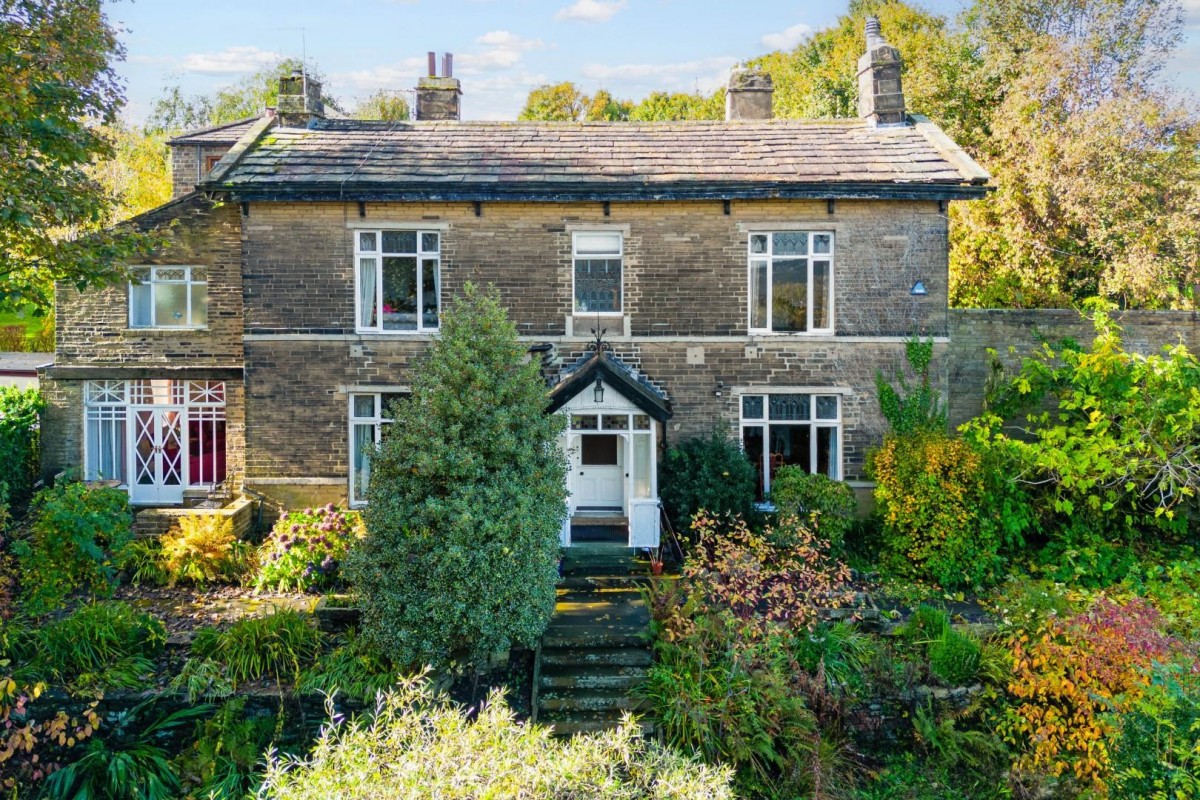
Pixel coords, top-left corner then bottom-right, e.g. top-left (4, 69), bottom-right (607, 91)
top-left (540, 712), bottom-right (654, 738)
top-left (539, 666), bottom-right (646, 691)
top-left (543, 628), bottom-right (647, 648)
top-left (538, 689), bottom-right (646, 713)
top-left (541, 646), bottom-right (652, 667)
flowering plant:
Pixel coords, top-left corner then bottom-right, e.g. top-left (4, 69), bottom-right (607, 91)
top-left (254, 504), bottom-right (362, 592)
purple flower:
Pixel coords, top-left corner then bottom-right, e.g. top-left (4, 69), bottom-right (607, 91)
top-left (325, 503), bottom-right (335, 513)
top-left (270, 552), bottom-right (280, 561)
top-left (290, 523), bottom-right (300, 534)
top-left (303, 565), bottom-right (315, 577)
top-left (320, 555), bottom-right (336, 573)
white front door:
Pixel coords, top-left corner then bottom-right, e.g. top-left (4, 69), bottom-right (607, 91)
top-left (130, 407), bottom-right (185, 505)
top-left (575, 433), bottom-right (624, 512)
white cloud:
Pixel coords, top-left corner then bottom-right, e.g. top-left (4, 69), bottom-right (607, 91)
top-left (761, 22), bottom-right (812, 51)
top-left (179, 46), bottom-right (282, 75)
top-left (554, 0), bottom-right (627, 23)
top-left (476, 30), bottom-right (544, 50)
top-left (581, 56), bottom-right (734, 89)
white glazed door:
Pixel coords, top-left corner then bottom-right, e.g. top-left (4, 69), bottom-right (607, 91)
top-left (130, 407), bottom-right (185, 505)
top-left (575, 434), bottom-right (624, 511)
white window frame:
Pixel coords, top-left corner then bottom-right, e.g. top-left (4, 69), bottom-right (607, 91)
top-left (739, 391), bottom-right (842, 498)
top-left (354, 229), bottom-right (441, 334)
top-left (82, 380), bottom-right (227, 490)
top-left (572, 231), bottom-right (624, 316)
top-left (128, 266), bottom-right (208, 329)
top-left (348, 392), bottom-right (404, 507)
top-left (747, 232), bottom-right (834, 335)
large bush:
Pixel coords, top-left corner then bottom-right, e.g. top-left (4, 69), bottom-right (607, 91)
top-left (255, 504), bottom-right (360, 592)
top-left (14, 480), bottom-right (132, 613)
top-left (658, 429), bottom-right (756, 528)
top-left (768, 466), bottom-right (856, 553)
top-left (869, 432), bottom-right (1026, 589)
top-left (346, 284), bottom-right (567, 668)
top-left (0, 386), bottom-right (43, 504)
top-left (257, 675), bottom-right (734, 799)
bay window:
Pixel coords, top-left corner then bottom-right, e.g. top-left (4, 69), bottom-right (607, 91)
top-left (355, 230), bottom-right (440, 333)
top-left (740, 392), bottom-right (841, 500)
top-left (748, 232), bottom-right (833, 333)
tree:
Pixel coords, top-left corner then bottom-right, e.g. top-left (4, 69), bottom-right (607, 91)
top-left (518, 81), bottom-right (590, 121)
top-left (351, 89), bottom-right (410, 122)
top-left (0, 0), bottom-right (157, 313)
top-left (90, 122), bottom-right (171, 223)
top-left (346, 283), bottom-right (568, 668)
top-left (585, 89), bottom-right (632, 121)
top-left (147, 58), bottom-right (341, 134)
top-left (629, 90), bottom-right (724, 121)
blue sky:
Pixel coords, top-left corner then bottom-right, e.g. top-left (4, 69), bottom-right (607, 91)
top-left (110, 0), bottom-right (1200, 123)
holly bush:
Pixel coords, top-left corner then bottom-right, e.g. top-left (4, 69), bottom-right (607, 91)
top-left (659, 429), bottom-right (757, 530)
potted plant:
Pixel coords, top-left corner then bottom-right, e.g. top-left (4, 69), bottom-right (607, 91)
top-left (647, 546), bottom-right (664, 576)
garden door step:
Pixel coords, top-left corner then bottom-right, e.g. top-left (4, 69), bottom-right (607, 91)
top-left (537, 549), bottom-right (655, 737)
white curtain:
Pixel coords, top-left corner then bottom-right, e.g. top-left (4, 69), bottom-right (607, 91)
top-left (358, 258), bottom-right (377, 328)
top-left (352, 423), bottom-right (375, 502)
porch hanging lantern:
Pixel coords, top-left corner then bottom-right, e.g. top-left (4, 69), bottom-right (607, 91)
top-left (593, 378), bottom-right (604, 403)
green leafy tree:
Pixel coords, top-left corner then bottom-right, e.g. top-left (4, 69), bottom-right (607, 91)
top-left (346, 283), bottom-right (567, 668)
top-left (0, 0), bottom-right (159, 313)
top-left (584, 88), bottom-right (632, 121)
top-left (628, 90), bottom-right (725, 121)
top-left (89, 122), bottom-right (171, 223)
top-left (518, 81), bottom-right (590, 121)
top-left (351, 89), bottom-right (410, 122)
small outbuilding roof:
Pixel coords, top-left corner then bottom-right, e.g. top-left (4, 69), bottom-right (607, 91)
top-left (168, 117), bottom-right (263, 146)
top-left (198, 115), bottom-right (991, 203)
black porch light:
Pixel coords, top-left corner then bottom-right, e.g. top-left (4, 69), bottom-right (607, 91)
top-left (593, 378), bottom-right (604, 403)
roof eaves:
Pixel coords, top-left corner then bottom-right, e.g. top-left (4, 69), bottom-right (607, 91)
top-left (908, 114), bottom-right (991, 185)
top-left (167, 116), bottom-right (261, 145)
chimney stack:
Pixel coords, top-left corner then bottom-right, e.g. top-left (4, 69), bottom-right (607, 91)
top-left (416, 51), bottom-right (462, 122)
top-left (725, 66), bottom-right (773, 121)
top-left (277, 69), bottom-right (324, 127)
top-left (856, 17), bottom-right (906, 126)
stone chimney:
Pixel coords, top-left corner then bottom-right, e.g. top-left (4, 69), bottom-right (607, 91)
top-left (277, 70), bottom-right (324, 127)
top-left (416, 51), bottom-right (462, 121)
top-left (725, 66), bottom-right (773, 121)
top-left (856, 17), bottom-right (906, 126)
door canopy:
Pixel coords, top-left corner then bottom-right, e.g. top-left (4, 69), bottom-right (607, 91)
top-left (547, 349), bottom-right (672, 421)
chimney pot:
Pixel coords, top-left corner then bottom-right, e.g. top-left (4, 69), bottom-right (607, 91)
top-left (444, 52), bottom-right (453, 78)
top-left (416, 70), bottom-right (462, 121)
top-left (857, 16), bottom-right (907, 126)
top-left (725, 66), bottom-right (773, 121)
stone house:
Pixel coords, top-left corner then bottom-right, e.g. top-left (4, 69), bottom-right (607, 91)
top-left (39, 22), bottom-right (990, 548)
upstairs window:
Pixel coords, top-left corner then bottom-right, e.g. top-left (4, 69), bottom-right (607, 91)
top-left (740, 392), bottom-right (841, 500)
top-left (129, 267), bottom-right (208, 328)
top-left (355, 230), bottom-right (440, 333)
top-left (573, 232), bottom-right (623, 315)
top-left (748, 232), bottom-right (833, 334)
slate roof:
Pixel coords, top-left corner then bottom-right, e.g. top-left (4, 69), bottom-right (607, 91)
top-left (199, 116), bottom-right (991, 202)
top-left (168, 117), bottom-right (262, 146)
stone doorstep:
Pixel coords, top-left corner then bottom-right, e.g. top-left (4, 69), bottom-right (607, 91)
top-left (539, 666), bottom-right (646, 691)
top-left (542, 713), bottom-right (655, 738)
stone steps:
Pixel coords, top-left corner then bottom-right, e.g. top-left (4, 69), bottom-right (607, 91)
top-left (536, 548), bottom-right (656, 737)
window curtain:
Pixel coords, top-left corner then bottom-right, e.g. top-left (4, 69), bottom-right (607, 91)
top-left (352, 423), bottom-right (375, 500)
top-left (358, 259), bottom-right (377, 328)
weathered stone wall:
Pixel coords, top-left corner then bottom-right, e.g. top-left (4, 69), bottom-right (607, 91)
top-left (948, 309), bottom-right (1200, 428)
top-left (169, 143), bottom-right (234, 199)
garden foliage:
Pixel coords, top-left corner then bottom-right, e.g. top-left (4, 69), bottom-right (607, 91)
top-left (173, 696), bottom-right (278, 800)
top-left (346, 284), bottom-right (567, 668)
top-left (0, 387), bottom-right (43, 504)
top-left (875, 337), bottom-right (945, 437)
top-left (35, 602), bottom-right (166, 697)
top-left (658, 429), bottom-right (757, 529)
top-left (161, 513), bottom-right (251, 586)
top-left (256, 674), bottom-right (734, 799)
top-left (14, 481), bottom-right (133, 613)
top-left (255, 505), bottom-right (360, 592)
top-left (189, 610), bottom-right (322, 687)
top-left (768, 466), bottom-right (856, 553)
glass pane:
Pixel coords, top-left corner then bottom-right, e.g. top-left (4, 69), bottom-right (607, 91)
top-left (742, 425), bottom-right (765, 500)
top-left (352, 395), bottom-right (376, 418)
top-left (154, 283), bottom-right (188, 326)
top-left (421, 232), bottom-right (439, 253)
top-left (382, 257), bottom-right (417, 331)
top-left (769, 423), bottom-right (811, 482)
top-left (131, 282), bottom-right (152, 327)
top-left (750, 234), bottom-right (768, 255)
top-left (571, 414), bottom-right (598, 431)
top-left (358, 258), bottom-right (378, 328)
top-left (421, 259), bottom-right (439, 329)
top-left (154, 267), bottom-right (186, 282)
top-left (812, 260), bottom-right (830, 330)
top-left (633, 415), bottom-right (650, 430)
top-left (633, 435), bottom-right (651, 498)
top-left (352, 423), bottom-right (376, 502)
top-left (742, 395), bottom-right (764, 420)
top-left (817, 427), bottom-right (837, 478)
top-left (813, 233), bottom-right (832, 254)
top-left (358, 231), bottom-right (377, 252)
top-left (769, 394), bottom-right (810, 421)
top-left (574, 258), bottom-right (622, 313)
top-left (772, 258), bottom-right (808, 332)
top-left (190, 283), bottom-right (208, 327)
top-left (188, 418), bottom-right (226, 485)
top-left (602, 414), bottom-right (629, 430)
top-left (750, 260), bottom-right (768, 330)
top-left (581, 434), bottom-right (619, 465)
top-left (816, 396), bottom-right (838, 420)
top-left (773, 232), bottom-right (808, 256)
top-left (574, 232), bottom-right (621, 256)
top-left (381, 231), bottom-right (417, 253)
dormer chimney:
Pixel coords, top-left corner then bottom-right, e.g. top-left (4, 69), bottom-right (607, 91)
top-left (277, 70), bottom-right (324, 127)
top-left (857, 16), bottom-right (906, 126)
top-left (416, 51), bottom-right (462, 121)
top-left (725, 66), bottom-right (773, 121)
